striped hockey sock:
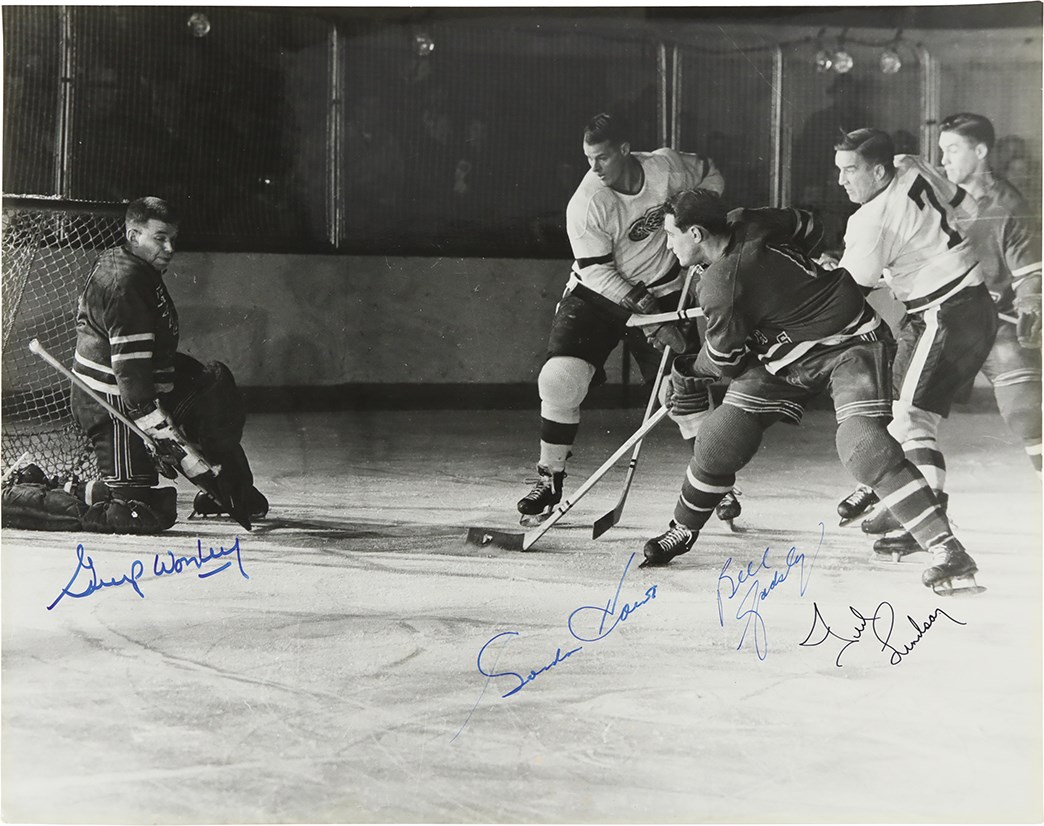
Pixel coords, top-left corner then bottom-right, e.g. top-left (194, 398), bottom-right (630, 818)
top-left (673, 460), bottom-right (734, 532)
top-left (874, 461), bottom-right (953, 549)
top-left (902, 437), bottom-right (946, 494)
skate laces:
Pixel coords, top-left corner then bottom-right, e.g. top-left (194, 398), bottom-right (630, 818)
top-left (660, 522), bottom-right (693, 550)
top-left (843, 485), bottom-right (873, 506)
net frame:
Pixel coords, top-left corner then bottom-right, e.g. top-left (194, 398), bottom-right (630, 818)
top-left (2, 197), bottom-right (126, 479)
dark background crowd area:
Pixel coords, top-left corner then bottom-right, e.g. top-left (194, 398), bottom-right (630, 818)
top-left (3, 5), bottom-right (1041, 257)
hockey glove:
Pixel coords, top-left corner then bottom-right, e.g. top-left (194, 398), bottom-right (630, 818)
top-left (131, 401), bottom-right (215, 481)
top-left (665, 357), bottom-right (713, 416)
top-left (1014, 293), bottom-right (1042, 349)
top-left (647, 322), bottom-right (689, 354)
top-left (619, 282), bottom-right (659, 316)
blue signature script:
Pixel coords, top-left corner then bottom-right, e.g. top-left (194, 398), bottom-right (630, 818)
top-left (799, 600), bottom-right (966, 667)
top-left (476, 552), bottom-right (657, 699)
top-left (716, 522), bottom-right (823, 661)
top-left (46, 537), bottom-right (248, 610)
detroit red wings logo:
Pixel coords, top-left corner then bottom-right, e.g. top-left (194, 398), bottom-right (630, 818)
top-left (628, 203), bottom-right (668, 241)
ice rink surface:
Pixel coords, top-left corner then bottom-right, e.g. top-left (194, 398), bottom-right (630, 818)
top-left (2, 404), bottom-right (1042, 824)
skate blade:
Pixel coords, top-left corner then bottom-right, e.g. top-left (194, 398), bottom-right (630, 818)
top-left (725, 519), bottom-right (747, 534)
top-left (869, 550), bottom-right (925, 567)
top-left (464, 526), bottom-right (524, 551)
top-left (519, 512), bottom-right (552, 529)
top-left (931, 574), bottom-right (986, 596)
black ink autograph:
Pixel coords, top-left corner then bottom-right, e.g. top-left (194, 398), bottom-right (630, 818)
top-left (715, 522), bottom-right (823, 660)
top-left (799, 601), bottom-right (966, 666)
top-left (46, 537), bottom-right (248, 610)
top-left (471, 552), bottom-right (657, 700)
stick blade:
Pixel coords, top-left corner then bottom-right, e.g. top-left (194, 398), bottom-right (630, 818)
top-left (464, 526), bottom-right (524, 551)
top-left (591, 506), bottom-right (622, 539)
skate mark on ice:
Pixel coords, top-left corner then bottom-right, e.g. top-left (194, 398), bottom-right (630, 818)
top-left (799, 600), bottom-right (966, 667)
top-left (714, 521), bottom-right (823, 661)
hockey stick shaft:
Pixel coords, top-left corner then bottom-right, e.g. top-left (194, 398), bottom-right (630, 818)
top-left (522, 405), bottom-right (670, 550)
top-left (27, 339), bottom-right (252, 530)
top-left (1, 451), bottom-right (33, 485)
top-left (592, 265), bottom-right (700, 538)
top-left (626, 306), bottom-right (705, 327)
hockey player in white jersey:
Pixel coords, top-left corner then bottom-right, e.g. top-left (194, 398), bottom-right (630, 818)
top-left (833, 128), bottom-right (996, 592)
top-left (517, 112), bottom-right (732, 526)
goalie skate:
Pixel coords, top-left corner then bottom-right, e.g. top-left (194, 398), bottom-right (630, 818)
top-left (190, 487), bottom-right (269, 521)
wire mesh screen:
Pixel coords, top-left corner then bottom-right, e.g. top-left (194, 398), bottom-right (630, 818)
top-left (341, 19), bottom-right (661, 257)
top-left (63, 7), bottom-right (331, 250)
top-left (783, 39), bottom-right (925, 252)
top-left (1, 202), bottom-right (125, 478)
top-left (676, 42), bottom-right (777, 209)
top-left (2, 6), bottom-right (62, 197)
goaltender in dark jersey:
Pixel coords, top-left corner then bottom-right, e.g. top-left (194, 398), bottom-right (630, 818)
top-left (73, 245), bottom-right (180, 407)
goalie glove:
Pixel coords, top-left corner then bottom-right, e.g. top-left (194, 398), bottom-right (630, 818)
top-left (131, 401), bottom-right (216, 481)
top-left (1014, 293), bottom-right (1042, 349)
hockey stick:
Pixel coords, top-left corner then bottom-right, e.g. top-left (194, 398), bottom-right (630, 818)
top-left (28, 338), bottom-right (253, 531)
top-left (1, 451), bottom-right (32, 485)
top-left (591, 265), bottom-right (700, 539)
top-left (626, 306), bottom-right (705, 327)
top-left (465, 405), bottom-right (671, 551)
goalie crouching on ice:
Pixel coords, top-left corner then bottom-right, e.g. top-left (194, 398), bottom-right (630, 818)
top-left (7, 197), bottom-right (267, 534)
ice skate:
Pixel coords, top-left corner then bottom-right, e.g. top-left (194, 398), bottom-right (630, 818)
top-left (190, 487), bottom-right (269, 520)
top-left (922, 539), bottom-right (984, 595)
top-left (639, 520), bottom-right (696, 568)
top-left (838, 484), bottom-right (878, 526)
top-left (861, 505), bottom-right (901, 535)
top-left (715, 489), bottom-right (743, 532)
top-left (872, 531), bottom-right (921, 563)
top-left (517, 466), bottom-right (565, 528)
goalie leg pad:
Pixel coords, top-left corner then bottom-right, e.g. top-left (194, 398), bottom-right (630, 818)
top-left (166, 355), bottom-right (247, 452)
top-left (81, 486), bottom-right (177, 534)
top-left (1, 483), bottom-right (86, 531)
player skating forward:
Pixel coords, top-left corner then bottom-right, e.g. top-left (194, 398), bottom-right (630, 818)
top-left (641, 189), bottom-right (978, 594)
top-left (518, 113), bottom-right (738, 526)
top-left (830, 130), bottom-right (997, 558)
top-left (69, 197), bottom-right (267, 532)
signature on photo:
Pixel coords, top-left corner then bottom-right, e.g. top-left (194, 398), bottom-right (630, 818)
top-left (46, 537), bottom-right (248, 610)
top-left (799, 600), bottom-right (966, 667)
top-left (715, 521), bottom-right (823, 661)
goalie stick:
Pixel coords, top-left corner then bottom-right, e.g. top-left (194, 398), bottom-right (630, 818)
top-left (28, 339), bottom-right (253, 531)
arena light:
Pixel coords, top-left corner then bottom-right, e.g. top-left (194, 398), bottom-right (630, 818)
top-left (413, 30), bottom-right (435, 57)
top-left (813, 29), bottom-right (833, 73)
top-left (832, 33), bottom-right (854, 74)
top-left (187, 12), bottom-right (210, 38)
top-left (880, 31), bottom-right (904, 74)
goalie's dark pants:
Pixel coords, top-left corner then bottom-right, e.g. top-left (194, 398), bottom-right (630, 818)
top-left (71, 353), bottom-right (255, 498)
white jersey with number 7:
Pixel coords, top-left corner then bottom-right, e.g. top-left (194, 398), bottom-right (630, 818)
top-left (839, 154), bottom-right (982, 313)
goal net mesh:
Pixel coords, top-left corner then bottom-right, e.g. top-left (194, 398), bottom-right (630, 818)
top-left (2, 201), bottom-right (124, 479)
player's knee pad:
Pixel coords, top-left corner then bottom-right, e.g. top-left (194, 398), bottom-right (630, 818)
top-left (994, 379), bottom-right (1043, 443)
top-left (693, 405), bottom-right (764, 476)
top-left (169, 358), bottom-right (246, 451)
top-left (538, 356), bottom-right (595, 424)
top-left (887, 401), bottom-right (941, 446)
top-left (836, 415), bottom-right (903, 487)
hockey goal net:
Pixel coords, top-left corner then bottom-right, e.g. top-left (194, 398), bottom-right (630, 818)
top-left (2, 199), bottom-right (125, 479)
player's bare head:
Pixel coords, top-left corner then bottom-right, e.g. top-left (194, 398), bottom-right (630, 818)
top-left (939, 113), bottom-right (994, 185)
top-left (663, 189), bottom-right (727, 267)
top-left (583, 113), bottom-right (633, 189)
top-left (125, 197), bottom-right (179, 272)
top-left (834, 128), bottom-right (895, 204)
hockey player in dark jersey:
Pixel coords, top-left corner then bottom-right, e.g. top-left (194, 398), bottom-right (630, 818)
top-left (640, 189), bottom-right (978, 594)
top-left (70, 196), bottom-right (267, 532)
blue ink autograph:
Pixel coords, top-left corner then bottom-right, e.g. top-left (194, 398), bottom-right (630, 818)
top-left (716, 522), bottom-right (823, 661)
top-left (799, 601), bottom-right (966, 666)
top-left (46, 537), bottom-right (248, 610)
top-left (467, 552), bottom-right (657, 705)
